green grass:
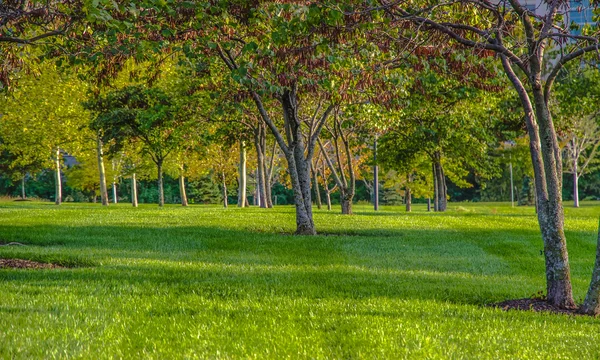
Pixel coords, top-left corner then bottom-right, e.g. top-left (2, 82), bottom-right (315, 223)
top-left (1, 201), bottom-right (600, 359)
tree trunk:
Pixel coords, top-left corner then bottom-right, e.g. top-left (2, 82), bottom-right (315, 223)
top-left (313, 169), bottom-right (322, 209)
top-left (222, 171), bottom-right (228, 208)
top-left (326, 191), bottom-right (332, 211)
top-left (96, 135), bottom-right (109, 206)
top-left (281, 89), bottom-right (316, 235)
top-left (54, 147), bottom-right (62, 205)
top-left (254, 126), bottom-right (268, 209)
top-left (427, 198), bottom-right (431, 212)
top-left (532, 89), bottom-right (574, 308)
top-left (406, 186), bottom-right (412, 212)
top-left (179, 174), bottom-right (188, 207)
top-left (112, 182), bottom-right (118, 204)
top-left (437, 161), bottom-right (447, 211)
top-left (341, 191), bottom-right (352, 215)
top-left (131, 173), bottom-right (138, 207)
top-left (581, 220), bottom-right (600, 315)
top-left (574, 156), bottom-right (579, 208)
top-left (432, 162), bottom-right (438, 212)
top-left (238, 140), bottom-right (247, 207)
top-left (265, 141), bottom-right (276, 208)
top-left (157, 160), bottom-right (164, 207)
top-left (21, 176), bottom-right (26, 200)
top-left (501, 56), bottom-right (575, 308)
top-left (432, 154), bottom-right (446, 212)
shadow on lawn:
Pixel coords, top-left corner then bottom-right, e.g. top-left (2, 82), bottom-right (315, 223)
top-left (0, 220), bottom-right (598, 306)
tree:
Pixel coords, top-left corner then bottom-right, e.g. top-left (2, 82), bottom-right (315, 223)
top-left (0, 64), bottom-right (90, 205)
top-left (359, 1), bottom-right (600, 307)
top-left (317, 105), bottom-right (369, 215)
top-left (0, 142), bottom-right (46, 200)
top-left (379, 69), bottom-right (498, 212)
top-left (89, 85), bottom-right (191, 207)
top-left (555, 62), bottom-right (600, 208)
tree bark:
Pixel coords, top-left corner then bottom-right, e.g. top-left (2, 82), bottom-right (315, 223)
top-left (254, 126), bottom-right (268, 208)
top-left (501, 55), bottom-right (575, 308)
top-left (326, 191), bottom-right (332, 211)
top-left (432, 162), bottom-right (438, 212)
top-left (280, 89), bottom-right (317, 234)
top-left (437, 161), bottom-right (447, 212)
top-left (238, 140), bottom-right (247, 207)
top-left (54, 147), bottom-right (62, 205)
top-left (340, 191), bottom-right (353, 215)
top-left (427, 198), bottom-right (431, 212)
top-left (21, 176), bottom-right (26, 200)
top-left (581, 220), bottom-right (600, 315)
top-left (96, 135), bottom-right (109, 206)
top-left (112, 182), bottom-right (118, 204)
top-left (179, 174), bottom-right (188, 207)
top-left (432, 153), bottom-right (446, 212)
top-left (131, 173), bottom-right (138, 207)
top-left (313, 168), bottom-right (322, 209)
top-left (406, 186), bottom-right (412, 212)
top-left (222, 171), bottom-right (228, 208)
top-left (265, 140), bottom-right (276, 208)
top-left (157, 159), bottom-right (164, 207)
top-left (573, 154), bottom-right (579, 208)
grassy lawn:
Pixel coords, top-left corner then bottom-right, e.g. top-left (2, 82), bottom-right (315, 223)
top-left (1, 201), bottom-right (600, 358)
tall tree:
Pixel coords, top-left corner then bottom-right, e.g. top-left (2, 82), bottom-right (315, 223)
top-left (353, 1), bottom-right (600, 307)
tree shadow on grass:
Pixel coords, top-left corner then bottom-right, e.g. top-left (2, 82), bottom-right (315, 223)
top-left (0, 221), bottom-right (598, 307)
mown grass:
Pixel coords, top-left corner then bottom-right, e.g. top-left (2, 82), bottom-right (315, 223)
top-left (1, 201), bottom-right (600, 359)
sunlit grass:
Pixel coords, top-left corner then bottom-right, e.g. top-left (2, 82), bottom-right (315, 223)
top-left (1, 201), bottom-right (600, 358)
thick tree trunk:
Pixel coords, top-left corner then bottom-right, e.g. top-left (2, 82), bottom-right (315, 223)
top-left (179, 174), bottom-right (188, 207)
top-left (54, 147), bottom-right (62, 205)
top-left (157, 160), bottom-right (164, 207)
top-left (532, 89), bottom-right (574, 308)
top-left (112, 182), bottom-right (118, 204)
top-left (21, 176), bottom-right (26, 200)
top-left (96, 136), bottom-right (109, 206)
top-left (340, 191), bottom-right (352, 215)
top-left (313, 169), bottom-right (322, 209)
top-left (281, 90), bottom-right (316, 235)
top-left (286, 149), bottom-right (315, 234)
top-left (581, 220), bottom-right (600, 315)
top-left (238, 141), bottom-right (247, 207)
top-left (501, 56), bottom-right (575, 308)
top-left (131, 173), bottom-right (138, 207)
top-left (222, 171), bottom-right (228, 208)
top-left (406, 186), bottom-right (412, 212)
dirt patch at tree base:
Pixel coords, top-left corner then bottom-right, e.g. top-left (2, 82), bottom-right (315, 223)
top-left (493, 298), bottom-right (582, 316)
top-left (0, 258), bottom-right (64, 269)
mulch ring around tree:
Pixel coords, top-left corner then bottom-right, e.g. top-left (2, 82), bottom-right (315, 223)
top-left (0, 258), bottom-right (64, 269)
top-left (493, 298), bottom-right (582, 316)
